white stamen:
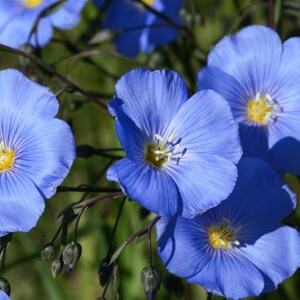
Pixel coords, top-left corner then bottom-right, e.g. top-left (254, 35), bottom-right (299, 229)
top-left (155, 133), bottom-right (164, 142)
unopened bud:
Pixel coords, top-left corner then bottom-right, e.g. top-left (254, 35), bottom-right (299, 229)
top-left (98, 257), bottom-right (113, 286)
top-left (140, 266), bottom-right (161, 298)
top-left (62, 242), bottom-right (82, 270)
top-left (41, 243), bottom-right (56, 262)
top-left (51, 259), bottom-right (63, 278)
top-left (0, 277), bottom-right (10, 296)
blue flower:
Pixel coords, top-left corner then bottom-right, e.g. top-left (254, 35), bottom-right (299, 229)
top-left (107, 69), bottom-right (242, 217)
top-left (197, 25), bottom-right (300, 175)
top-left (0, 0), bottom-right (87, 48)
top-left (157, 158), bottom-right (300, 299)
top-left (98, 0), bottom-right (182, 57)
top-left (0, 69), bottom-right (75, 236)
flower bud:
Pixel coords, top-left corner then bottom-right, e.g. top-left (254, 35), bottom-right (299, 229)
top-left (98, 257), bottom-right (113, 286)
top-left (51, 259), bottom-right (63, 278)
top-left (62, 242), bottom-right (82, 270)
top-left (140, 266), bottom-right (161, 298)
top-left (41, 243), bottom-right (56, 262)
top-left (0, 277), bottom-right (10, 296)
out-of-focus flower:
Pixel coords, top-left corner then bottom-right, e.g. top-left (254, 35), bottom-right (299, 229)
top-left (107, 68), bottom-right (242, 217)
top-left (157, 158), bottom-right (299, 299)
top-left (0, 69), bottom-right (75, 236)
top-left (0, 0), bottom-right (87, 48)
top-left (97, 0), bottom-right (183, 57)
top-left (197, 25), bottom-right (300, 175)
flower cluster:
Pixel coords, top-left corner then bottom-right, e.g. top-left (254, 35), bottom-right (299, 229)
top-left (108, 26), bottom-right (300, 299)
top-left (0, 69), bottom-right (75, 237)
top-left (96, 0), bottom-right (183, 57)
top-left (0, 0), bottom-right (87, 48)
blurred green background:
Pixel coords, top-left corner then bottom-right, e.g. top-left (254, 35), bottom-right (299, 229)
top-left (0, 0), bottom-right (300, 299)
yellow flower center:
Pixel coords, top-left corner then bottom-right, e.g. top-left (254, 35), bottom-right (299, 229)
top-left (247, 93), bottom-right (275, 124)
top-left (208, 219), bottom-right (241, 249)
top-left (0, 141), bottom-right (15, 172)
top-left (142, 0), bottom-right (154, 5)
top-left (24, 0), bottom-right (43, 9)
top-left (144, 133), bottom-right (183, 168)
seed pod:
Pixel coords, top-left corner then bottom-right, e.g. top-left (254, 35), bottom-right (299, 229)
top-left (62, 242), bottom-right (82, 270)
top-left (140, 266), bottom-right (161, 298)
top-left (41, 243), bottom-right (56, 262)
top-left (51, 259), bottom-right (63, 278)
top-left (98, 257), bottom-right (113, 286)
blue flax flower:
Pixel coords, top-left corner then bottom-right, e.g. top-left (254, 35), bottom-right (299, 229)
top-left (0, 69), bottom-right (75, 236)
top-left (157, 158), bottom-right (300, 299)
top-left (197, 25), bottom-right (300, 175)
top-left (99, 0), bottom-right (182, 57)
top-left (0, 0), bottom-right (87, 48)
top-left (107, 69), bottom-right (242, 217)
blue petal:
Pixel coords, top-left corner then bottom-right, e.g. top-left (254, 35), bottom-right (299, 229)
top-left (218, 158), bottom-right (296, 226)
top-left (279, 37), bottom-right (300, 74)
top-left (0, 290), bottom-right (10, 300)
top-left (143, 0), bottom-right (182, 53)
top-left (114, 69), bottom-right (188, 138)
top-left (157, 216), bottom-right (211, 278)
top-left (114, 30), bottom-right (144, 57)
top-left (0, 69), bottom-right (59, 119)
top-left (240, 225), bottom-right (300, 293)
top-left (30, 18), bottom-right (53, 47)
top-left (49, 0), bottom-right (86, 29)
top-left (239, 123), bottom-right (269, 159)
top-left (271, 137), bottom-right (300, 175)
top-left (107, 158), bottom-right (182, 216)
top-left (165, 154), bottom-right (238, 217)
top-left (188, 250), bottom-right (264, 299)
top-left (0, 170), bottom-right (45, 236)
top-left (207, 25), bottom-right (282, 96)
top-left (163, 89), bottom-right (241, 217)
top-left (197, 66), bottom-right (246, 120)
top-left (109, 106), bottom-right (148, 163)
top-left (167, 89), bottom-right (241, 161)
top-left (13, 119), bottom-right (75, 199)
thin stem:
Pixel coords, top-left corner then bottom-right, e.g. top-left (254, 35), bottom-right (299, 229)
top-left (72, 192), bottom-right (124, 209)
top-left (268, 0), bottom-right (275, 28)
top-left (206, 293), bottom-right (213, 300)
top-left (57, 186), bottom-right (120, 193)
top-left (0, 44), bottom-right (107, 109)
top-left (72, 206), bottom-right (87, 242)
top-left (107, 197), bottom-right (127, 256)
top-left (135, 0), bottom-right (205, 55)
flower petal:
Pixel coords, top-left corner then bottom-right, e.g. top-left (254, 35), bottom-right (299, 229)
top-left (12, 119), bottom-right (75, 199)
top-left (218, 158), bottom-right (296, 227)
top-left (165, 154), bottom-right (238, 218)
top-left (207, 25), bottom-right (282, 96)
top-left (114, 69), bottom-right (188, 138)
top-left (197, 66), bottom-right (246, 120)
top-left (157, 216), bottom-right (211, 278)
top-left (107, 158), bottom-right (182, 216)
top-left (0, 171), bottom-right (45, 236)
top-left (239, 225), bottom-right (300, 293)
top-left (188, 250), bottom-right (264, 299)
top-left (270, 137), bottom-right (300, 175)
top-left (167, 89), bottom-right (242, 161)
top-left (0, 69), bottom-right (59, 119)
top-left (49, 0), bottom-right (87, 29)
